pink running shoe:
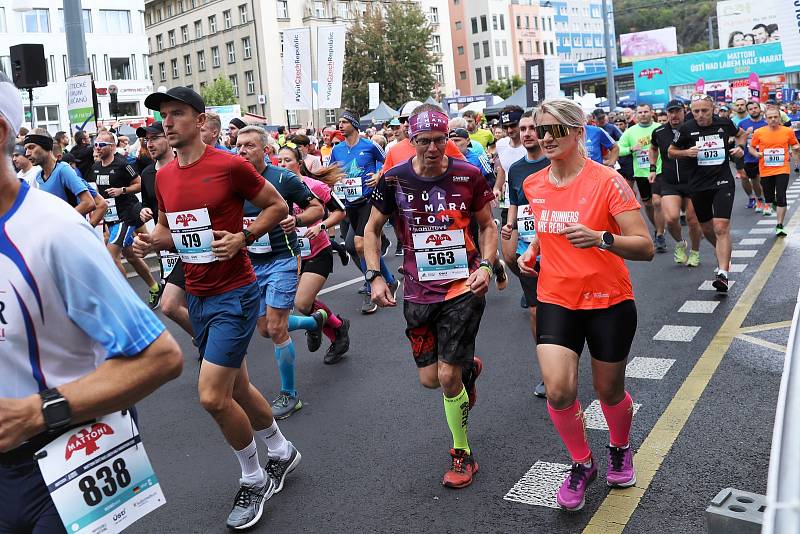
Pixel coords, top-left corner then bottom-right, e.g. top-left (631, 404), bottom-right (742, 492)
top-left (556, 461), bottom-right (597, 511)
top-left (606, 446), bottom-right (636, 488)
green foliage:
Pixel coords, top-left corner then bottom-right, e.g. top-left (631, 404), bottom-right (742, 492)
top-left (485, 75), bottom-right (524, 99)
top-left (201, 75), bottom-right (237, 106)
top-left (342, 3), bottom-right (437, 113)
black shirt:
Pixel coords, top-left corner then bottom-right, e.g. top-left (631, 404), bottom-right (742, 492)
top-left (139, 163), bottom-right (157, 214)
top-left (70, 144), bottom-right (94, 180)
top-left (673, 116), bottom-right (739, 191)
top-left (88, 153), bottom-right (140, 225)
top-left (651, 123), bottom-right (692, 185)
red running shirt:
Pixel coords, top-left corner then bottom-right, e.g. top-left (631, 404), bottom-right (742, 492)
top-left (156, 145), bottom-right (267, 296)
top-left (522, 158), bottom-right (640, 310)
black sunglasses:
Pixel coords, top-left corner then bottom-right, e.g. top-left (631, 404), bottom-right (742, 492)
top-left (535, 124), bottom-right (571, 139)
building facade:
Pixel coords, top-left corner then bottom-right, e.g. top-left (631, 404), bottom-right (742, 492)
top-left (145, 0), bottom-right (457, 127)
top-left (509, 0), bottom-right (557, 78)
top-left (0, 1), bottom-right (151, 134)
top-left (551, 0), bottom-right (616, 77)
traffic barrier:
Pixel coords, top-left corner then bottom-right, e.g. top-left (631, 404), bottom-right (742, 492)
top-left (705, 487), bottom-right (765, 534)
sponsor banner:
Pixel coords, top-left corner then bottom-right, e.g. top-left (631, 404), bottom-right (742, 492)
top-left (282, 28), bottom-right (313, 110)
top-left (316, 25), bottom-right (346, 109)
top-left (67, 74), bottom-right (96, 134)
top-left (206, 104), bottom-right (242, 132)
top-left (717, 0), bottom-right (779, 49)
top-left (524, 59), bottom-right (545, 107)
top-left (619, 27), bottom-right (678, 63)
top-left (368, 82), bottom-right (379, 110)
top-left (770, 0), bottom-right (800, 67)
top-left (543, 58), bottom-right (561, 99)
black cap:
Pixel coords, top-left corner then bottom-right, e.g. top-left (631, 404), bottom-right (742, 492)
top-left (666, 99), bottom-right (684, 111)
top-left (144, 87), bottom-right (205, 114)
top-left (448, 127), bottom-right (469, 139)
top-left (766, 98), bottom-right (778, 105)
top-left (12, 144), bottom-right (25, 156)
top-left (136, 121), bottom-right (164, 139)
top-left (592, 108), bottom-right (607, 117)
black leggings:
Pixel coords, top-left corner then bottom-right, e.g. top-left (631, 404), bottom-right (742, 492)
top-left (761, 174), bottom-right (789, 207)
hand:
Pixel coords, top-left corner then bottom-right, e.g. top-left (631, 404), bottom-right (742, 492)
top-left (492, 188), bottom-right (502, 201)
top-left (466, 266), bottom-right (491, 296)
top-left (518, 243), bottom-right (539, 276)
top-left (132, 232), bottom-right (154, 258)
top-left (648, 171), bottom-right (657, 184)
top-left (686, 146), bottom-right (699, 158)
top-left (279, 214), bottom-right (296, 234)
top-left (631, 144), bottom-right (642, 152)
top-left (304, 225), bottom-right (322, 239)
top-left (559, 223), bottom-right (602, 249)
top-left (140, 207), bottom-right (153, 223)
top-left (364, 172), bottom-right (379, 188)
top-left (729, 147), bottom-right (744, 159)
top-left (106, 187), bottom-right (124, 197)
top-left (501, 223), bottom-right (514, 240)
top-left (370, 277), bottom-right (396, 307)
top-left (211, 230), bottom-right (245, 260)
top-left (0, 395), bottom-right (43, 453)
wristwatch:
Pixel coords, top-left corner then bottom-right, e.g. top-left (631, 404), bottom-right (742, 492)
top-left (598, 231), bottom-right (615, 250)
top-left (364, 269), bottom-right (382, 283)
top-left (242, 229), bottom-right (256, 246)
top-left (319, 223), bottom-right (328, 231)
top-left (39, 388), bottom-right (72, 432)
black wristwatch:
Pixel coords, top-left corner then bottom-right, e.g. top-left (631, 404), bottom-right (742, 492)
top-left (599, 231), bottom-right (615, 250)
top-left (242, 229), bottom-right (256, 246)
top-left (365, 269), bottom-right (382, 283)
top-left (39, 388), bottom-right (72, 432)
top-left (320, 223), bottom-right (328, 230)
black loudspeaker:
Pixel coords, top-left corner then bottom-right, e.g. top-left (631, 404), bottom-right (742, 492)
top-left (10, 44), bottom-right (47, 89)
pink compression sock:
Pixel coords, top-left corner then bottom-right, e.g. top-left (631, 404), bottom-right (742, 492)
top-left (313, 300), bottom-right (342, 342)
top-left (322, 325), bottom-right (336, 343)
top-left (547, 400), bottom-right (592, 463)
top-left (600, 391), bottom-right (633, 448)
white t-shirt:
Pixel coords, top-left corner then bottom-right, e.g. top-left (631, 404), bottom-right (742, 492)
top-left (16, 165), bottom-right (41, 187)
top-left (496, 136), bottom-right (526, 174)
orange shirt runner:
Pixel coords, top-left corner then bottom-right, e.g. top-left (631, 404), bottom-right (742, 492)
top-left (522, 159), bottom-right (640, 310)
top-left (750, 126), bottom-right (799, 177)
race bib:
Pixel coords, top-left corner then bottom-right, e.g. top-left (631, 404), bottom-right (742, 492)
top-left (243, 217), bottom-right (272, 254)
top-left (500, 180), bottom-right (510, 209)
top-left (295, 227), bottom-right (312, 258)
top-left (764, 148), bottom-right (785, 167)
top-left (96, 175), bottom-right (110, 187)
top-left (340, 177), bottom-right (363, 202)
top-left (636, 151), bottom-right (650, 170)
top-left (516, 204), bottom-right (536, 243)
top-left (35, 411), bottom-right (165, 534)
top-left (697, 136), bottom-right (726, 166)
top-left (332, 182), bottom-right (346, 201)
top-left (166, 207), bottom-right (216, 263)
top-left (159, 251), bottom-right (180, 280)
top-left (412, 229), bottom-right (469, 281)
top-left (103, 197), bottom-right (119, 224)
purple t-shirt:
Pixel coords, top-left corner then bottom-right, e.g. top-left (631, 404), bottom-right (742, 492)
top-left (371, 157), bottom-right (494, 304)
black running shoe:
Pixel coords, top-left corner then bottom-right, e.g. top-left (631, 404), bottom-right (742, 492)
top-left (324, 316), bottom-right (350, 365)
top-left (305, 310), bottom-right (327, 353)
top-left (330, 240), bottom-right (349, 266)
top-left (265, 442), bottom-right (301, 494)
top-left (712, 271), bottom-right (729, 293)
top-left (381, 234), bottom-right (390, 257)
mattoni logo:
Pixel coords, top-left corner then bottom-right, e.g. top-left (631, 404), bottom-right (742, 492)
top-left (175, 213), bottom-right (197, 227)
top-left (65, 423), bottom-right (115, 460)
top-left (425, 233), bottom-right (452, 246)
top-left (638, 67), bottom-right (663, 80)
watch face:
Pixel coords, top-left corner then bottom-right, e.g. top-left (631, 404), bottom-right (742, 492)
top-left (44, 399), bottom-right (71, 427)
top-left (603, 232), bottom-right (614, 245)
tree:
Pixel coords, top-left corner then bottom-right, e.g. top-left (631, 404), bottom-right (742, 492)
top-left (342, 3), bottom-right (437, 113)
top-left (201, 76), bottom-right (236, 106)
top-left (485, 75), bottom-right (525, 100)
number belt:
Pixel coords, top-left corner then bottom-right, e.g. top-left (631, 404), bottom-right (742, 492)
top-left (0, 429), bottom-right (74, 466)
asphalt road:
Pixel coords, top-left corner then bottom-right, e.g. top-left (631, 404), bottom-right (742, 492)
top-left (126, 177), bottom-right (800, 534)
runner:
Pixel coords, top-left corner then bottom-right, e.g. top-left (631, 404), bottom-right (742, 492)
top-left (136, 87), bottom-right (300, 530)
top-left (12, 143), bottom-right (39, 186)
top-left (499, 109), bottom-right (549, 398)
top-left (584, 123), bottom-right (619, 166)
top-left (739, 101), bottom-right (768, 213)
top-left (731, 98), bottom-right (756, 207)
top-left (463, 110), bottom-right (494, 148)
top-left (669, 94), bottom-right (748, 292)
top-left (0, 78), bottom-right (183, 532)
top-left (518, 97), bottom-right (653, 511)
top-left (329, 109), bottom-right (399, 314)
top-left (492, 106), bottom-right (527, 226)
top-left (228, 117), bottom-right (246, 152)
top-left (650, 100), bottom-right (703, 266)
top-left (592, 108), bottom-right (623, 141)
top-left (365, 107), bottom-right (497, 489)
top-left (201, 111), bottom-right (234, 152)
top-left (448, 127), bottom-right (495, 186)
top-left (749, 106), bottom-right (800, 234)
top-left (276, 144), bottom-right (352, 364)
top-left (236, 125), bottom-right (327, 420)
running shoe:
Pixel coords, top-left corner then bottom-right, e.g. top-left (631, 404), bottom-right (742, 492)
top-left (756, 199), bottom-right (764, 214)
top-left (265, 442), bottom-right (301, 494)
top-left (358, 282), bottom-right (369, 295)
top-left (712, 270), bottom-right (729, 293)
top-left (776, 224), bottom-right (788, 237)
top-left (673, 240), bottom-right (688, 264)
top-left (606, 446), bottom-right (636, 488)
top-left (687, 250), bottom-right (700, 267)
top-left (763, 205), bottom-right (774, 216)
top-left (680, 213), bottom-right (687, 226)
top-left (330, 240), bottom-right (350, 266)
top-left (556, 461), bottom-right (597, 511)
top-left (442, 448), bottom-right (478, 488)
top-left (381, 234), bottom-right (390, 257)
top-left (395, 242), bottom-right (403, 256)
top-left (463, 356), bottom-right (483, 410)
top-left (533, 381), bottom-right (547, 398)
top-left (324, 316), bottom-right (350, 365)
top-left (225, 476), bottom-right (275, 530)
top-left (520, 295), bottom-right (529, 309)
top-left (361, 293), bottom-right (377, 314)
top-left (388, 278), bottom-right (401, 300)
top-left (654, 234), bottom-right (667, 253)
top-left (747, 197), bottom-right (757, 209)
top-left (271, 392), bottom-right (302, 420)
top-left (397, 265), bottom-right (406, 276)
top-left (305, 310), bottom-right (328, 353)
top-left (493, 260), bottom-right (508, 291)
top-left (148, 282), bottom-right (164, 310)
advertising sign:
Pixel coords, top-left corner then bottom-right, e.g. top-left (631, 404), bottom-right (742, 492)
top-left (282, 28), bottom-right (313, 110)
top-left (770, 0), bottom-right (800, 67)
top-left (67, 74), bottom-right (96, 134)
top-left (316, 25), bottom-right (346, 109)
top-left (524, 59), bottom-right (544, 107)
top-left (619, 27), bottom-right (678, 63)
top-left (717, 0), bottom-right (779, 49)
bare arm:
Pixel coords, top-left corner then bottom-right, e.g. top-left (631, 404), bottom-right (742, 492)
top-left (559, 209), bottom-right (653, 261)
top-left (493, 163), bottom-right (506, 201)
top-left (74, 190), bottom-right (95, 216)
top-left (604, 144), bottom-right (620, 166)
top-left (365, 207), bottom-right (394, 307)
top-left (668, 144), bottom-right (698, 159)
top-left (89, 194), bottom-right (107, 226)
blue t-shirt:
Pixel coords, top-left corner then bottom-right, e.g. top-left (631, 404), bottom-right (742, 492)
top-left (507, 153), bottom-right (550, 255)
top-left (214, 143), bottom-right (234, 153)
top-left (739, 117), bottom-right (768, 163)
top-left (600, 122), bottom-right (623, 141)
top-left (465, 149), bottom-right (495, 186)
top-left (329, 138), bottom-right (385, 206)
top-left (788, 112), bottom-right (800, 132)
top-left (36, 162), bottom-right (89, 204)
top-left (584, 125), bottom-right (616, 164)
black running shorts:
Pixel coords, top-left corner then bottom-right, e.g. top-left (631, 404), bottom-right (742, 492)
top-left (166, 258), bottom-right (186, 290)
top-left (300, 247), bottom-right (334, 278)
top-left (690, 187), bottom-right (735, 223)
top-left (744, 162), bottom-right (760, 180)
top-left (345, 202), bottom-right (373, 238)
top-left (516, 256), bottom-right (539, 307)
top-left (627, 176), bottom-right (652, 201)
top-left (404, 292), bottom-right (486, 368)
top-left (660, 181), bottom-right (691, 198)
top-left (536, 300), bottom-right (637, 363)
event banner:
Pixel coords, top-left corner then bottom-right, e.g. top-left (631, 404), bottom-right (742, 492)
top-left (315, 25), bottom-right (346, 109)
top-left (66, 74), bottom-right (97, 134)
top-left (717, 0), bottom-right (779, 49)
top-left (769, 0), bottom-right (800, 67)
top-left (524, 59), bottom-right (544, 107)
top-left (619, 27), bottom-right (678, 63)
top-left (282, 28), bottom-right (313, 110)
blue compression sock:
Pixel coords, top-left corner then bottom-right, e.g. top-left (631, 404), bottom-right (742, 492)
top-left (380, 258), bottom-right (396, 285)
top-left (288, 314), bottom-right (317, 332)
top-left (274, 339), bottom-right (296, 396)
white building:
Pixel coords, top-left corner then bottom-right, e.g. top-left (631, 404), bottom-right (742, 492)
top-left (551, 0), bottom-right (616, 77)
top-left (0, 1), bottom-right (151, 134)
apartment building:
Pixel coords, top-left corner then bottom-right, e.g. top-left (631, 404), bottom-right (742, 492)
top-left (551, 0), bottom-right (616, 77)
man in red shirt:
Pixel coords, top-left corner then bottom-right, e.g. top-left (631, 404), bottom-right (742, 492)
top-left (133, 87), bottom-right (297, 531)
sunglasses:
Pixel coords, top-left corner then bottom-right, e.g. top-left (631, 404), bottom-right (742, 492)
top-left (535, 124), bottom-right (571, 139)
top-left (94, 142), bottom-right (113, 148)
top-left (691, 93), bottom-right (713, 102)
top-left (398, 117), bottom-right (409, 124)
top-left (414, 136), bottom-right (448, 147)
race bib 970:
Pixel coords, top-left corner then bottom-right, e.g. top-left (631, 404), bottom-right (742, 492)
top-left (763, 148), bottom-right (785, 167)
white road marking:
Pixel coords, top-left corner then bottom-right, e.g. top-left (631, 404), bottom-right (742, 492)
top-left (319, 276), bottom-right (367, 295)
top-left (678, 300), bottom-right (720, 314)
top-left (699, 280), bottom-right (736, 290)
top-left (729, 263), bottom-right (748, 273)
top-left (583, 400), bottom-right (642, 430)
top-left (504, 461), bottom-right (568, 509)
top-left (731, 250), bottom-right (757, 258)
top-left (757, 220), bottom-right (777, 225)
top-left (738, 238), bottom-right (766, 246)
top-left (653, 325), bottom-right (700, 342)
top-left (626, 357), bottom-right (676, 379)
top-left (749, 228), bottom-right (774, 235)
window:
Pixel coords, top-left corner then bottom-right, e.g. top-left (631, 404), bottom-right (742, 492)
top-left (277, 0), bottom-right (289, 19)
top-left (519, 40), bottom-right (524, 54)
top-left (480, 15), bottom-right (487, 32)
top-left (338, 1), bottom-right (349, 19)
top-left (502, 40), bottom-right (507, 56)
top-left (495, 40), bottom-right (500, 56)
top-left (459, 70), bottom-right (466, 80)
top-left (110, 57), bottom-right (132, 80)
top-left (482, 40), bottom-right (490, 57)
top-left (195, 20), bottom-right (202, 38)
top-left (166, 3), bottom-right (172, 17)
top-left (288, 110), bottom-right (298, 126)
top-left (475, 68), bottom-right (482, 85)
top-left (242, 37), bottom-right (252, 59)
top-left (114, 102), bottom-right (138, 117)
top-left (470, 17), bottom-right (477, 34)
top-left (434, 64), bottom-right (444, 84)
top-left (209, 15), bottom-right (217, 33)
top-left (245, 70), bottom-right (255, 94)
top-left (535, 41), bottom-right (540, 53)
top-left (314, 1), bottom-right (325, 17)
top-left (492, 15), bottom-right (497, 30)
top-left (499, 14), bottom-right (505, 30)
top-left (325, 109), bottom-right (337, 124)
top-left (223, 10), bottom-right (231, 29)
top-left (485, 66), bottom-right (492, 83)
top-left (184, 54), bottom-right (191, 75)
top-left (168, 30), bottom-right (176, 47)
top-left (229, 74), bottom-right (238, 97)
top-left (197, 50), bottom-right (206, 71)
top-left (148, 64), bottom-right (153, 80)
top-left (457, 45), bottom-right (464, 56)
top-left (239, 4), bottom-right (248, 23)
top-left (280, 32), bottom-right (284, 56)
top-left (56, 9), bottom-right (92, 33)
top-left (99, 10), bottom-right (131, 33)
top-left (181, 25), bottom-right (189, 42)
top-left (429, 7), bottom-right (438, 23)
top-left (516, 15), bottom-right (521, 29)
top-left (171, 58), bottom-right (178, 78)
top-left (46, 55), bottom-right (56, 83)
top-left (156, 34), bottom-right (163, 51)
top-left (431, 35), bottom-right (441, 54)
top-left (211, 46), bottom-right (220, 67)
top-left (248, 104), bottom-right (258, 114)
top-left (472, 42), bottom-right (480, 60)
top-left (21, 9), bottom-right (49, 32)
top-left (226, 41), bottom-right (235, 63)
top-left (549, 42), bottom-right (554, 55)
top-left (23, 105), bottom-right (59, 134)
top-left (455, 20), bottom-right (461, 30)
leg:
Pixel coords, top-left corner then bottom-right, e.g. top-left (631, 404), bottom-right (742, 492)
top-left (122, 246), bottom-right (157, 288)
top-left (712, 218), bottom-right (731, 271)
top-left (653, 194), bottom-right (665, 237)
top-left (198, 361), bottom-right (256, 451)
top-left (685, 199), bottom-right (703, 251)
top-left (661, 194), bottom-right (683, 243)
top-left (106, 242), bottom-right (126, 277)
top-left (751, 175), bottom-right (764, 199)
top-left (699, 220), bottom-right (716, 247)
top-left (775, 173), bottom-right (790, 226)
top-left (232, 360), bottom-right (275, 430)
top-left (161, 283), bottom-right (193, 336)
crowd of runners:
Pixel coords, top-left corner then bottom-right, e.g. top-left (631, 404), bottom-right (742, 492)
top-left (3, 70), bottom-right (800, 532)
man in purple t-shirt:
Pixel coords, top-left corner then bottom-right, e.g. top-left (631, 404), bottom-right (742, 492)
top-left (363, 106), bottom-right (498, 490)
